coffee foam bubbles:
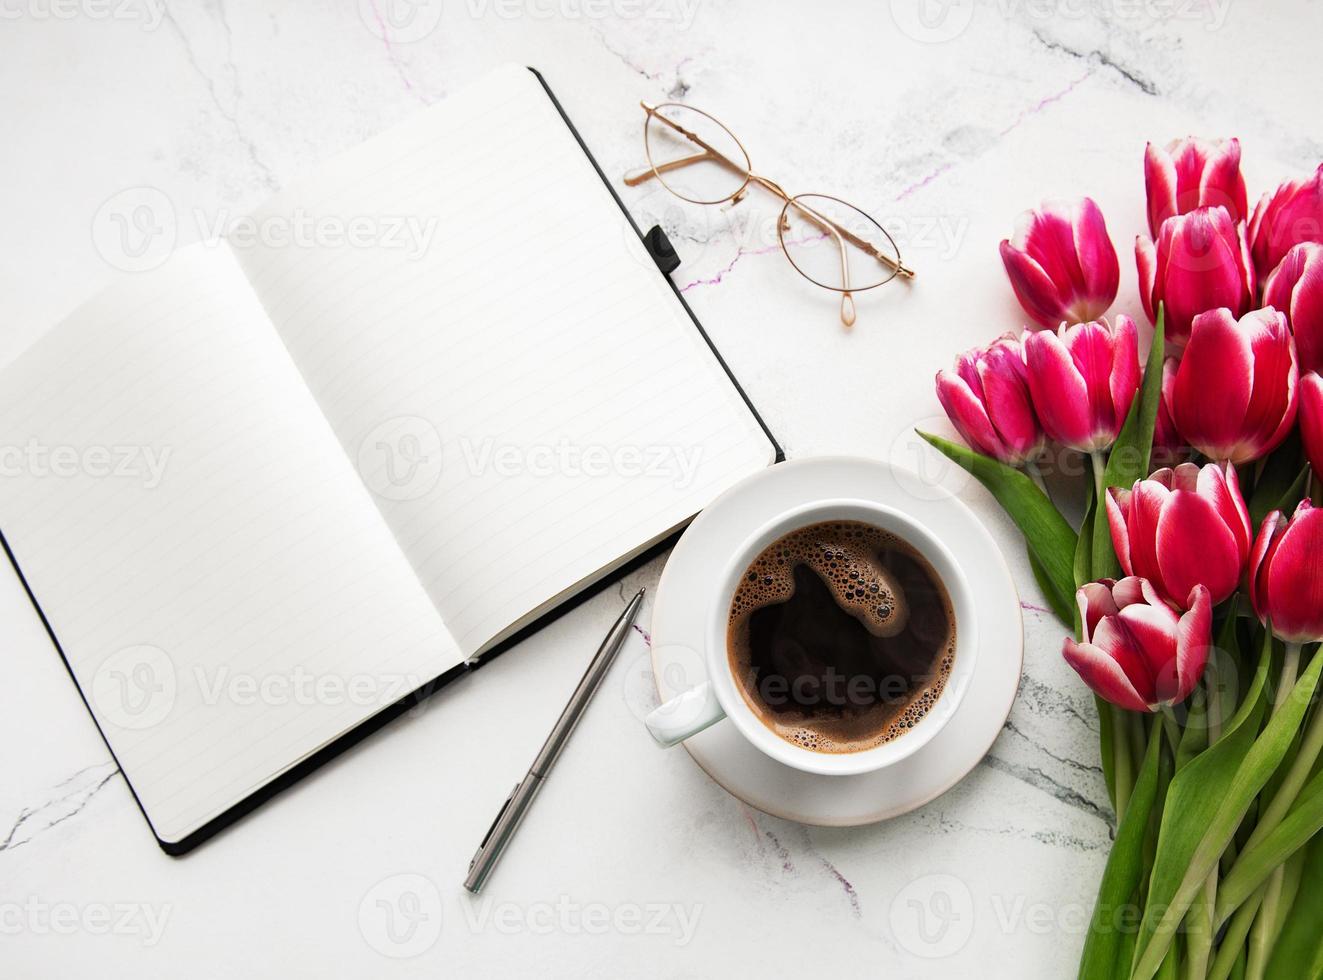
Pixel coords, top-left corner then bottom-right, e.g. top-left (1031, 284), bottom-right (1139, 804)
top-left (727, 520), bottom-right (956, 755)
top-left (729, 522), bottom-right (910, 639)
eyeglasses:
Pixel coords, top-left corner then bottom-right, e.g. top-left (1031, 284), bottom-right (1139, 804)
top-left (624, 101), bottom-right (914, 327)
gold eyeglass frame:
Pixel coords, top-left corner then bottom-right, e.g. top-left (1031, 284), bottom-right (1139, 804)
top-left (624, 101), bottom-right (915, 326)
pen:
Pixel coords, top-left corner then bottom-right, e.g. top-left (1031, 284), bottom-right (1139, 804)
top-left (463, 587), bottom-right (646, 893)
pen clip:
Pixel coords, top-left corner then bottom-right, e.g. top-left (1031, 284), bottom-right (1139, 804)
top-left (470, 780), bottom-right (520, 869)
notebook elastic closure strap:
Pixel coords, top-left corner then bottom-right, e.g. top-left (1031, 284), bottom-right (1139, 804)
top-left (642, 224), bottom-right (681, 275)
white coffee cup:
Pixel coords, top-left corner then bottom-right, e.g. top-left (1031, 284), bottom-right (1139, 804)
top-left (644, 499), bottom-right (979, 776)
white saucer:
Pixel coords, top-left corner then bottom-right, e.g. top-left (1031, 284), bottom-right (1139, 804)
top-left (649, 456), bottom-right (1023, 826)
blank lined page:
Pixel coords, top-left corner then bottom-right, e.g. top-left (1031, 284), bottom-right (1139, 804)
top-left (236, 64), bottom-right (775, 655)
top-left (0, 246), bottom-right (459, 845)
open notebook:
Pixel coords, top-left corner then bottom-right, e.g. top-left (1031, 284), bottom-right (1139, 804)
top-left (0, 66), bottom-right (779, 853)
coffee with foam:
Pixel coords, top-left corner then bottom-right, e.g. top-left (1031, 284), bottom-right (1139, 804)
top-left (726, 520), bottom-right (956, 754)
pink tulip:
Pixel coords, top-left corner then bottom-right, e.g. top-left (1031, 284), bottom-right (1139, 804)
top-left (1063, 577), bottom-right (1212, 713)
top-left (1249, 164), bottom-right (1323, 280)
top-left (1000, 198), bottom-right (1119, 330)
top-left (935, 334), bottom-right (1044, 466)
top-left (1144, 137), bottom-right (1248, 237)
top-left (1262, 241), bottom-right (1323, 376)
top-left (1023, 315), bottom-right (1139, 452)
top-left (1301, 372), bottom-right (1323, 482)
top-left (1249, 499), bottom-right (1323, 645)
top-left (1167, 307), bottom-right (1298, 465)
top-left (1106, 462), bottom-right (1251, 608)
top-left (1151, 358), bottom-right (1190, 468)
top-left (1136, 206), bottom-right (1255, 347)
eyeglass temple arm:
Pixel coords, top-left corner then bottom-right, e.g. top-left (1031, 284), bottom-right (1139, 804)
top-left (623, 151), bottom-right (718, 186)
top-left (761, 176), bottom-right (913, 279)
top-left (623, 101), bottom-right (915, 287)
top-left (787, 195), bottom-right (856, 326)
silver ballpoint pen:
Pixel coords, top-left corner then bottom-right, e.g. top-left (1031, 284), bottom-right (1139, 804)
top-left (463, 587), bottom-right (646, 893)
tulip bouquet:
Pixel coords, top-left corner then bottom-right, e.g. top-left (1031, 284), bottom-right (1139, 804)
top-left (924, 143), bottom-right (1323, 979)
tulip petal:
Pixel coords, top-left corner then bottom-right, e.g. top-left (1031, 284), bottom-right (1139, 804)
top-left (1171, 308), bottom-right (1254, 461)
top-left (936, 369), bottom-right (1006, 461)
top-left (1108, 314), bottom-right (1140, 430)
top-left (1117, 600), bottom-right (1180, 704)
top-left (1113, 576), bottom-right (1157, 609)
top-left (1199, 138), bottom-right (1248, 226)
top-left (1263, 503), bottom-right (1323, 643)
top-left (1077, 580), bottom-right (1120, 640)
top-left (1070, 320), bottom-right (1121, 445)
top-left (1265, 243), bottom-right (1323, 376)
top-left (1025, 328), bottom-right (1092, 449)
top-left (1105, 487), bottom-right (1134, 576)
top-left (1172, 585), bottom-right (1213, 704)
top-left (1000, 240), bottom-right (1064, 330)
top-left (1126, 480), bottom-right (1172, 597)
top-left (1241, 308), bottom-right (1298, 462)
top-left (1197, 461), bottom-right (1252, 562)
top-left (1136, 235), bottom-right (1158, 324)
top-left (977, 356), bottom-right (1041, 461)
top-left (1249, 510), bottom-right (1286, 621)
top-left (1072, 198), bottom-right (1120, 320)
top-left (1021, 204), bottom-right (1089, 300)
top-left (1144, 142), bottom-right (1178, 237)
top-left (1062, 637), bottom-right (1153, 713)
top-left (1155, 490), bottom-right (1242, 606)
top-left (1301, 373), bottom-right (1323, 480)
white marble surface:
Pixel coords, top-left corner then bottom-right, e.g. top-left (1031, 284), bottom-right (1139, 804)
top-left (2, 2), bottom-right (1320, 976)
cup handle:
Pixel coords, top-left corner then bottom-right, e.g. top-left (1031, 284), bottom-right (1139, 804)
top-left (645, 681), bottom-right (725, 747)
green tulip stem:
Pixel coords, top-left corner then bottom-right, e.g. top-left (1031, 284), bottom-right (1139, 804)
top-left (1024, 458), bottom-right (1049, 497)
top-left (1274, 640), bottom-right (1301, 712)
top-left (1207, 884), bottom-right (1266, 980)
top-left (1245, 867), bottom-right (1287, 980)
top-left (1090, 450), bottom-right (1107, 523)
top-left (1243, 643), bottom-right (1313, 855)
top-left (1113, 703), bottom-right (1136, 820)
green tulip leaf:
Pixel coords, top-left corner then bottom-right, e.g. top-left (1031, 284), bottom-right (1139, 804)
top-left (1075, 474), bottom-right (1097, 591)
top-left (1076, 721), bottom-right (1164, 980)
top-left (1027, 544), bottom-right (1073, 625)
top-left (1265, 833), bottom-right (1323, 980)
top-left (1090, 311), bottom-right (1165, 581)
top-left (916, 431), bottom-right (1076, 617)
top-left (1216, 766), bottom-right (1323, 922)
top-left (1248, 431), bottom-right (1304, 527)
top-left (1131, 637), bottom-right (1320, 980)
top-left (1102, 309), bottom-right (1164, 492)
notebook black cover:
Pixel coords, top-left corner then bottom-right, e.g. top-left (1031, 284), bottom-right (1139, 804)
top-left (0, 67), bottom-right (783, 856)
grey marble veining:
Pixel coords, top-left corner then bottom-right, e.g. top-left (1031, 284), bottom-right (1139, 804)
top-left (1, 1), bottom-right (1317, 975)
